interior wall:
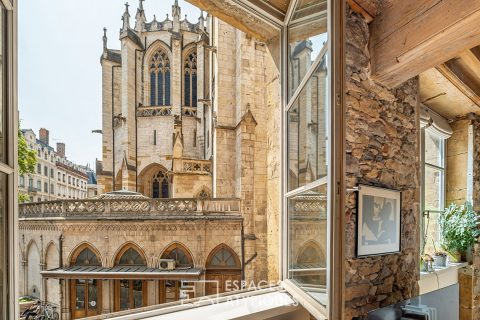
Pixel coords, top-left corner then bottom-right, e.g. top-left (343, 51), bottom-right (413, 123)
top-left (446, 120), bottom-right (470, 206)
top-left (344, 8), bottom-right (420, 319)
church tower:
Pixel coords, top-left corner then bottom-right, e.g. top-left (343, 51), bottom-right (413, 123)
top-left (98, 0), bottom-right (210, 198)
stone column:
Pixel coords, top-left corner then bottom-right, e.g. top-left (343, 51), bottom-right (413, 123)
top-left (196, 41), bottom-right (206, 157)
top-left (235, 111), bottom-right (257, 282)
top-left (171, 37), bottom-right (182, 116)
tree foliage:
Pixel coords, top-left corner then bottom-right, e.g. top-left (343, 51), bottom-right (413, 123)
top-left (18, 127), bottom-right (37, 203)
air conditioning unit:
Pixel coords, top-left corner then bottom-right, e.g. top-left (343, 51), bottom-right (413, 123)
top-left (159, 259), bottom-right (175, 270)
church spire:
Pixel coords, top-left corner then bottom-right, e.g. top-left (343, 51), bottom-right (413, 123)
top-left (135, 0), bottom-right (146, 32)
top-left (198, 10), bottom-right (205, 30)
top-left (172, 0), bottom-right (181, 32)
top-left (121, 2), bottom-right (131, 32)
top-left (172, 0), bottom-right (181, 18)
top-left (102, 27), bottom-right (108, 53)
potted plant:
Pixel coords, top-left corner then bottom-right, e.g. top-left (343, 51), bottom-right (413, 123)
top-left (439, 202), bottom-right (480, 263)
top-left (431, 241), bottom-right (447, 267)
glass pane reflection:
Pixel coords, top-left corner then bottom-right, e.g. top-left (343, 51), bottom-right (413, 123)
top-left (119, 280), bottom-right (130, 310)
top-left (288, 0), bottom-right (327, 99)
top-left (287, 60), bottom-right (328, 191)
top-left (133, 280), bottom-right (143, 308)
top-left (88, 280), bottom-right (98, 310)
top-left (75, 279), bottom-right (86, 310)
top-left (288, 184), bottom-right (328, 306)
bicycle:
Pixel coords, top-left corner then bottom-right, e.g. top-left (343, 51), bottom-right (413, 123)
top-left (34, 302), bottom-right (59, 320)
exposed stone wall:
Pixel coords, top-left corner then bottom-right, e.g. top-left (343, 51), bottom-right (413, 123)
top-left (471, 119), bottom-right (480, 320)
top-left (344, 8), bottom-right (420, 319)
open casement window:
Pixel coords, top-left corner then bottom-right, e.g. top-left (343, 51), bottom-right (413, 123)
top-left (420, 109), bottom-right (451, 256)
top-left (283, 0), bottom-right (340, 318)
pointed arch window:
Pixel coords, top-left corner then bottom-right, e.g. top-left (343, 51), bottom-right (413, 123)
top-left (184, 51), bottom-right (197, 108)
top-left (207, 246), bottom-right (240, 269)
top-left (149, 50), bottom-right (171, 106)
top-left (73, 247), bottom-right (101, 266)
top-left (152, 170), bottom-right (170, 199)
top-left (161, 244), bottom-right (193, 268)
top-left (116, 247), bottom-right (146, 266)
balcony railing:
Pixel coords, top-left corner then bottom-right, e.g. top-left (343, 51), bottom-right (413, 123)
top-left (182, 159), bottom-right (212, 174)
top-left (19, 198), bottom-right (241, 219)
top-left (137, 106), bottom-right (172, 117)
top-left (28, 186), bottom-right (40, 193)
top-left (182, 106), bottom-right (197, 117)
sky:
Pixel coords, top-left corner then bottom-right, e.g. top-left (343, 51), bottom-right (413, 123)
top-left (19, 0), bottom-right (201, 168)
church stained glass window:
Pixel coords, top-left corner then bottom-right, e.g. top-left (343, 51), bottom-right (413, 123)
top-left (184, 51), bottom-right (197, 108)
top-left (149, 50), bottom-right (170, 106)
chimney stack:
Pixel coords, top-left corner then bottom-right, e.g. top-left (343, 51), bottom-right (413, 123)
top-left (56, 142), bottom-right (66, 158)
top-left (39, 128), bottom-right (49, 145)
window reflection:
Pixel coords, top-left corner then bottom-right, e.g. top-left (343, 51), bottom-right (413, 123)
top-left (288, 0), bottom-right (327, 99)
top-left (288, 60), bottom-right (328, 191)
top-left (288, 184), bottom-right (328, 306)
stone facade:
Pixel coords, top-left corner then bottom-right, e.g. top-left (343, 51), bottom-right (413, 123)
top-left (344, 9), bottom-right (420, 319)
top-left (19, 129), bottom-right (91, 203)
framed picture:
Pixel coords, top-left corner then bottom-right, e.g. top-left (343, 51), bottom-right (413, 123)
top-left (357, 184), bottom-right (401, 257)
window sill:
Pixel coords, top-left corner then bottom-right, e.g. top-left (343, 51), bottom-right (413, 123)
top-left (419, 262), bottom-right (468, 295)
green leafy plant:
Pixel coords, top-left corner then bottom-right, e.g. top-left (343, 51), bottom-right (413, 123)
top-left (439, 202), bottom-right (480, 255)
top-left (17, 126), bottom-right (37, 203)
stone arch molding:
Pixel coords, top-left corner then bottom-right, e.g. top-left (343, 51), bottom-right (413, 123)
top-left (159, 241), bottom-right (196, 267)
top-left (26, 239), bottom-right (40, 263)
top-left (205, 243), bottom-right (241, 269)
top-left (67, 241), bottom-right (104, 267)
top-left (112, 241), bottom-right (149, 267)
top-left (144, 39), bottom-right (172, 65)
top-left (295, 240), bottom-right (326, 266)
top-left (43, 241), bottom-right (59, 265)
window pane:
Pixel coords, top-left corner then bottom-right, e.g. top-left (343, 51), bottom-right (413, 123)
top-left (288, 0), bottom-right (327, 99)
top-left (119, 280), bottom-right (130, 311)
top-left (88, 280), bottom-right (98, 310)
top-left (288, 184), bottom-right (328, 306)
top-left (422, 211), bottom-right (441, 255)
top-left (425, 130), bottom-right (443, 167)
top-left (75, 279), bottom-right (86, 310)
top-left (424, 166), bottom-right (444, 211)
top-left (133, 280), bottom-right (143, 308)
top-left (287, 61), bottom-right (328, 191)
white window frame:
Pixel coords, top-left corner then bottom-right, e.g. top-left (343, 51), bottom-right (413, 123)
top-left (280, 0), bottom-right (344, 319)
top-left (0, 0), bottom-right (18, 319)
top-left (420, 127), bottom-right (447, 255)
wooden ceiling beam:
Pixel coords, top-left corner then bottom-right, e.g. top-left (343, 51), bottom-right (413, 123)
top-left (186, 0), bottom-right (282, 42)
top-left (370, 0), bottom-right (480, 88)
top-left (436, 64), bottom-right (480, 108)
